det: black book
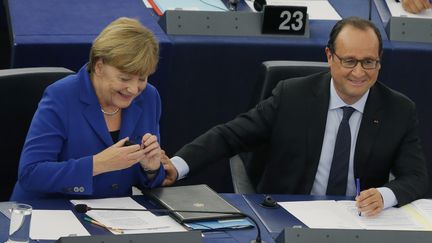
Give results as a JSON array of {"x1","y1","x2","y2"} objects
[{"x1": 144, "y1": 184, "x2": 242, "y2": 223}]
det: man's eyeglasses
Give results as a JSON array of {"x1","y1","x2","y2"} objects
[{"x1": 332, "y1": 52, "x2": 380, "y2": 70}]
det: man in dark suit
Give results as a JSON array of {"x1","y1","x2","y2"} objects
[{"x1": 162, "y1": 17, "x2": 428, "y2": 216}]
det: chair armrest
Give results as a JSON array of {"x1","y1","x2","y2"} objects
[{"x1": 229, "y1": 155, "x2": 256, "y2": 194}]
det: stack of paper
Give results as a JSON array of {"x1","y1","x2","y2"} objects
[
  {"x1": 70, "y1": 197, "x2": 186, "y2": 234},
  {"x1": 147, "y1": 0, "x2": 228, "y2": 16},
  {"x1": 279, "y1": 199, "x2": 432, "y2": 231}
]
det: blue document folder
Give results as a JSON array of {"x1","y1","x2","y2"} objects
[{"x1": 184, "y1": 218, "x2": 253, "y2": 231}]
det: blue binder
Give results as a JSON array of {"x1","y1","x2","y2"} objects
[{"x1": 242, "y1": 194, "x2": 306, "y2": 238}]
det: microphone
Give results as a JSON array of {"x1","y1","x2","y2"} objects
[
  {"x1": 253, "y1": 0, "x2": 267, "y2": 12},
  {"x1": 74, "y1": 204, "x2": 265, "y2": 243},
  {"x1": 228, "y1": 0, "x2": 239, "y2": 11}
]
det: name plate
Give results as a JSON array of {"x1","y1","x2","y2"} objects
[
  {"x1": 262, "y1": 5, "x2": 307, "y2": 35},
  {"x1": 159, "y1": 9, "x2": 309, "y2": 37}
]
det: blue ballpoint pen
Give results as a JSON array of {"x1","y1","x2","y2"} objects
[{"x1": 356, "y1": 178, "x2": 361, "y2": 216}]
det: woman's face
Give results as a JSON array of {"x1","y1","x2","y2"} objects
[{"x1": 93, "y1": 59, "x2": 148, "y2": 109}]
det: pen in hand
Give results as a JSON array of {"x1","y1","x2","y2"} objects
[{"x1": 356, "y1": 178, "x2": 361, "y2": 216}]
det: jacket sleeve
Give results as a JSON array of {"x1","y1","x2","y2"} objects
[
  {"x1": 18, "y1": 85, "x2": 94, "y2": 195},
  {"x1": 385, "y1": 103, "x2": 428, "y2": 206},
  {"x1": 175, "y1": 81, "x2": 285, "y2": 175}
]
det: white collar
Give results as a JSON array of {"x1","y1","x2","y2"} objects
[{"x1": 329, "y1": 78, "x2": 369, "y2": 113}]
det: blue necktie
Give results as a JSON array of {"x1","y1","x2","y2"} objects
[{"x1": 326, "y1": 106, "x2": 355, "y2": 195}]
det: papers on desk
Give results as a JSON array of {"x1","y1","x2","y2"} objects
[
  {"x1": 386, "y1": 0, "x2": 432, "y2": 19},
  {"x1": 70, "y1": 197, "x2": 186, "y2": 234},
  {"x1": 110, "y1": 215, "x2": 187, "y2": 235},
  {"x1": 30, "y1": 210, "x2": 90, "y2": 240},
  {"x1": 280, "y1": 201, "x2": 361, "y2": 229},
  {"x1": 279, "y1": 199, "x2": 432, "y2": 231},
  {"x1": 264, "y1": 0, "x2": 341, "y2": 20},
  {"x1": 148, "y1": 0, "x2": 228, "y2": 16},
  {"x1": 412, "y1": 199, "x2": 432, "y2": 225}
]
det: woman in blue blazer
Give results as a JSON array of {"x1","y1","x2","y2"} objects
[{"x1": 11, "y1": 17, "x2": 165, "y2": 200}]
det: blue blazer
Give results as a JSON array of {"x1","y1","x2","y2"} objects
[{"x1": 11, "y1": 65, "x2": 165, "y2": 200}]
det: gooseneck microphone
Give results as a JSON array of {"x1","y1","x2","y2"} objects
[
  {"x1": 253, "y1": 0, "x2": 267, "y2": 12},
  {"x1": 228, "y1": 0, "x2": 239, "y2": 11},
  {"x1": 74, "y1": 204, "x2": 265, "y2": 243}
]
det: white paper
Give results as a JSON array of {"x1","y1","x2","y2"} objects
[
  {"x1": 111, "y1": 215, "x2": 187, "y2": 235},
  {"x1": 280, "y1": 200, "x2": 429, "y2": 231},
  {"x1": 142, "y1": 0, "x2": 151, "y2": 8},
  {"x1": 386, "y1": 0, "x2": 432, "y2": 18},
  {"x1": 30, "y1": 210, "x2": 90, "y2": 240},
  {"x1": 265, "y1": 0, "x2": 341, "y2": 20},
  {"x1": 411, "y1": 199, "x2": 432, "y2": 226},
  {"x1": 71, "y1": 197, "x2": 145, "y2": 210},
  {"x1": 279, "y1": 200, "x2": 361, "y2": 229},
  {"x1": 70, "y1": 197, "x2": 181, "y2": 231},
  {"x1": 338, "y1": 201, "x2": 424, "y2": 231},
  {"x1": 150, "y1": 0, "x2": 228, "y2": 12}
]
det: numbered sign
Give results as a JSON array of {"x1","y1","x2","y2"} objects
[{"x1": 262, "y1": 5, "x2": 307, "y2": 35}]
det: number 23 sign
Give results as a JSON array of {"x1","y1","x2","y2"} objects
[{"x1": 262, "y1": 5, "x2": 307, "y2": 35}]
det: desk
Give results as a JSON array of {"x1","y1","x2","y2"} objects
[
  {"x1": 243, "y1": 194, "x2": 350, "y2": 238},
  {"x1": 9, "y1": 194, "x2": 423, "y2": 243},
  {"x1": 0, "y1": 194, "x2": 275, "y2": 243},
  {"x1": 5, "y1": 0, "x2": 432, "y2": 194}
]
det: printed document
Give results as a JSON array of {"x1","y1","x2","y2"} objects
[
  {"x1": 338, "y1": 200, "x2": 425, "y2": 230},
  {"x1": 280, "y1": 200, "x2": 432, "y2": 230},
  {"x1": 149, "y1": 0, "x2": 228, "y2": 13},
  {"x1": 70, "y1": 197, "x2": 184, "y2": 232}
]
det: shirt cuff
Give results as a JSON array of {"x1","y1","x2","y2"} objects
[
  {"x1": 171, "y1": 156, "x2": 190, "y2": 180},
  {"x1": 377, "y1": 187, "x2": 398, "y2": 209}
]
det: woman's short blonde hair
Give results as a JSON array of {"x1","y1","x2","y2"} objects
[{"x1": 88, "y1": 17, "x2": 159, "y2": 76}]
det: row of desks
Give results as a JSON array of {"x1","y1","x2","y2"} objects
[{"x1": 0, "y1": 194, "x2": 348, "y2": 243}]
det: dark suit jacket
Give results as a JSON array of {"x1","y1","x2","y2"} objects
[{"x1": 176, "y1": 72, "x2": 428, "y2": 206}]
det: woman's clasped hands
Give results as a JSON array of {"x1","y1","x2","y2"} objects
[{"x1": 93, "y1": 133, "x2": 161, "y2": 176}]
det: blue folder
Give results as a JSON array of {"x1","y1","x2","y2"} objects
[
  {"x1": 184, "y1": 218, "x2": 254, "y2": 231},
  {"x1": 242, "y1": 194, "x2": 306, "y2": 238}
]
